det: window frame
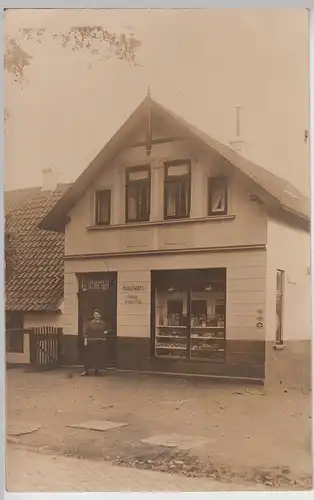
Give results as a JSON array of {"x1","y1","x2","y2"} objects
[
  {"x1": 5, "y1": 312, "x2": 24, "y2": 354},
  {"x1": 95, "y1": 189, "x2": 111, "y2": 226},
  {"x1": 6, "y1": 330, "x2": 24, "y2": 353},
  {"x1": 125, "y1": 165, "x2": 151, "y2": 223},
  {"x1": 151, "y1": 268, "x2": 226, "y2": 363},
  {"x1": 276, "y1": 269, "x2": 285, "y2": 345},
  {"x1": 207, "y1": 176, "x2": 228, "y2": 216},
  {"x1": 163, "y1": 159, "x2": 192, "y2": 220}
]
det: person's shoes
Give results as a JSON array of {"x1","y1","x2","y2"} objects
[
  {"x1": 80, "y1": 371, "x2": 89, "y2": 376},
  {"x1": 94, "y1": 370, "x2": 102, "y2": 376}
]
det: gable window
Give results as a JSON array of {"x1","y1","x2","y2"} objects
[
  {"x1": 95, "y1": 189, "x2": 111, "y2": 225},
  {"x1": 126, "y1": 166, "x2": 150, "y2": 222},
  {"x1": 208, "y1": 177, "x2": 228, "y2": 215},
  {"x1": 164, "y1": 160, "x2": 191, "y2": 219}
]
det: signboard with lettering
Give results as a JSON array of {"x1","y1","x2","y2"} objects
[
  {"x1": 120, "y1": 282, "x2": 148, "y2": 305},
  {"x1": 124, "y1": 294, "x2": 143, "y2": 305},
  {"x1": 121, "y1": 284, "x2": 147, "y2": 293},
  {"x1": 80, "y1": 278, "x2": 110, "y2": 292}
]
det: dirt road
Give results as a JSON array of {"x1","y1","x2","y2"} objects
[{"x1": 6, "y1": 368, "x2": 312, "y2": 490}]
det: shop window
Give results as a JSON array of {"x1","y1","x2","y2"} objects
[
  {"x1": 164, "y1": 161, "x2": 191, "y2": 219},
  {"x1": 95, "y1": 189, "x2": 111, "y2": 225},
  {"x1": 125, "y1": 166, "x2": 150, "y2": 222},
  {"x1": 208, "y1": 177, "x2": 228, "y2": 215},
  {"x1": 152, "y1": 269, "x2": 226, "y2": 362}
]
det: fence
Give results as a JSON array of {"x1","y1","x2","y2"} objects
[{"x1": 29, "y1": 326, "x2": 63, "y2": 371}]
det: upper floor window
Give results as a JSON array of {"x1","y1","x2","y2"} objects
[
  {"x1": 208, "y1": 177, "x2": 228, "y2": 216},
  {"x1": 125, "y1": 166, "x2": 150, "y2": 223},
  {"x1": 164, "y1": 160, "x2": 191, "y2": 220},
  {"x1": 95, "y1": 189, "x2": 111, "y2": 225}
]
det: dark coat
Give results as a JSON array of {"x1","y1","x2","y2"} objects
[{"x1": 83, "y1": 319, "x2": 107, "y2": 370}]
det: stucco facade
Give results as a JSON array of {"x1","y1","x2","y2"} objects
[
  {"x1": 23, "y1": 311, "x2": 63, "y2": 329},
  {"x1": 65, "y1": 139, "x2": 267, "y2": 257},
  {"x1": 265, "y1": 219, "x2": 311, "y2": 389}
]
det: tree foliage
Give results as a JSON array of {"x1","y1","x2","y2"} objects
[{"x1": 4, "y1": 25, "x2": 142, "y2": 84}]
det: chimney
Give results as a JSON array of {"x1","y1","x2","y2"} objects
[
  {"x1": 229, "y1": 106, "x2": 246, "y2": 156},
  {"x1": 42, "y1": 167, "x2": 57, "y2": 191}
]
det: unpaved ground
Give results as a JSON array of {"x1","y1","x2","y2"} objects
[
  {"x1": 7, "y1": 444, "x2": 278, "y2": 492},
  {"x1": 6, "y1": 368, "x2": 313, "y2": 490}
]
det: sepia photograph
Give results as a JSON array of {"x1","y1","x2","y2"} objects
[{"x1": 4, "y1": 8, "x2": 312, "y2": 492}]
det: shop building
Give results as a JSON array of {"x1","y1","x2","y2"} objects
[{"x1": 40, "y1": 94, "x2": 311, "y2": 385}]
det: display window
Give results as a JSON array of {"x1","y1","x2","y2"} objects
[{"x1": 152, "y1": 269, "x2": 226, "y2": 362}]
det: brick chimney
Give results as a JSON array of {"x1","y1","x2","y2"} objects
[{"x1": 42, "y1": 167, "x2": 57, "y2": 191}]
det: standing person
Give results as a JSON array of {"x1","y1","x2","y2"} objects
[{"x1": 81, "y1": 309, "x2": 108, "y2": 376}]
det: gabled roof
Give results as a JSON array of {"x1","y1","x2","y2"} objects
[
  {"x1": 39, "y1": 95, "x2": 310, "y2": 233},
  {"x1": 5, "y1": 184, "x2": 71, "y2": 312}
]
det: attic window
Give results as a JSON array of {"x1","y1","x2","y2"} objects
[
  {"x1": 208, "y1": 177, "x2": 228, "y2": 216},
  {"x1": 125, "y1": 166, "x2": 151, "y2": 222},
  {"x1": 164, "y1": 160, "x2": 191, "y2": 219},
  {"x1": 95, "y1": 189, "x2": 111, "y2": 225}
]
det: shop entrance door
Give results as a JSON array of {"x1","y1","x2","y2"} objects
[{"x1": 78, "y1": 272, "x2": 117, "y2": 368}]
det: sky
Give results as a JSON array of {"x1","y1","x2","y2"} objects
[{"x1": 4, "y1": 8, "x2": 310, "y2": 196}]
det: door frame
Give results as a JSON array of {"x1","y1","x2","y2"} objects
[
  {"x1": 77, "y1": 271, "x2": 118, "y2": 365},
  {"x1": 276, "y1": 269, "x2": 285, "y2": 345}
]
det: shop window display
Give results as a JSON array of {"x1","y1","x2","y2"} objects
[{"x1": 153, "y1": 269, "x2": 226, "y2": 362}]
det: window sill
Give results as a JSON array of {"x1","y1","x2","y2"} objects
[
  {"x1": 87, "y1": 215, "x2": 236, "y2": 231},
  {"x1": 273, "y1": 343, "x2": 285, "y2": 351}
]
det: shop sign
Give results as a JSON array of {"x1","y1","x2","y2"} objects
[
  {"x1": 124, "y1": 294, "x2": 143, "y2": 305},
  {"x1": 80, "y1": 277, "x2": 110, "y2": 291},
  {"x1": 121, "y1": 283, "x2": 147, "y2": 293},
  {"x1": 121, "y1": 282, "x2": 147, "y2": 305}
]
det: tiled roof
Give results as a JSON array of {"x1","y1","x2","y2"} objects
[
  {"x1": 5, "y1": 186, "x2": 41, "y2": 214},
  {"x1": 5, "y1": 184, "x2": 71, "y2": 312}
]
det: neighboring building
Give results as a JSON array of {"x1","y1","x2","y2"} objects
[
  {"x1": 40, "y1": 95, "x2": 311, "y2": 387},
  {"x1": 5, "y1": 173, "x2": 70, "y2": 364}
]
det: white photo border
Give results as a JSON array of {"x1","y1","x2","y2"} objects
[{"x1": 1, "y1": 3, "x2": 313, "y2": 500}]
